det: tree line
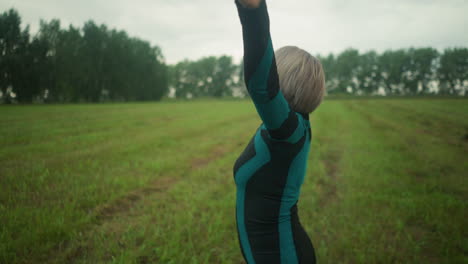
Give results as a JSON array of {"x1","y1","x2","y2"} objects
[
  {"x1": 319, "y1": 48, "x2": 468, "y2": 95},
  {"x1": 1, "y1": 9, "x2": 167, "y2": 103},
  {"x1": 1, "y1": 8, "x2": 467, "y2": 104}
]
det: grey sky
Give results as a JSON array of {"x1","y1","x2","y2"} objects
[{"x1": 1, "y1": 0, "x2": 467, "y2": 64}]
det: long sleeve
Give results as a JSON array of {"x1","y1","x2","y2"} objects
[{"x1": 235, "y1": 0, "x2": 302, "y2": 142}]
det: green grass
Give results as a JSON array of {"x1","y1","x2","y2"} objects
[{"x1": 0, "y1": 99, "x2": 467, "y2": 264}]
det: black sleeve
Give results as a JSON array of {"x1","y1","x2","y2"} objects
[{"x1": 235, "y1": 0, "x2": 302, "y2": 142}]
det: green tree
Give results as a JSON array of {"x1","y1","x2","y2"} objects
[
  {"x1": 170, "y1": 55, "x2": 237, "y2": 98},
  {"x1": 15, "y1": 35, "x2": 50, "y2": 102},
  {"x1": 407, "y1": 48, "x2": 439, "y2": 94},
  {"x1": 317, "y1": 54, "x2": 337, "y2": 94},
  {"x1": 379, "y1": 49, "x2": 410, "y2": 95},
  {"x1": 438, "y1": 48, "x2": 468, "y2": 95},
  {"x1": 356, "y1": 51, "x2": 381, "y2": 95},
  {"x1": 210, "y1": 56, "x2": 236, "y2": 97},
  {"x1": 54, "y1": 25, "x2": 84, "y2": 102},
  {"x1": 0, "y1": 9, "x2": 29, "y2": 102},
  {"x1": 171, "y1": 60, "x2": 194, "y2": 99},
  {"x1": 335, "y1": 48, "x2": 360, "y2": 93},
  {"x1": 35, "y1": 19, "x2": 61, "y2": 102}
]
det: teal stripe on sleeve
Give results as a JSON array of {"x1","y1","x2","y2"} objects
[
  {"x1": 247, "y1": 37, "x2": 274, "y2": 104},
  {"x1": 247, "y1": 37, "x2": 293, "y2": 130},
  {"x1": 254, "y1": 92, "x2": 290, "y2": 130}
]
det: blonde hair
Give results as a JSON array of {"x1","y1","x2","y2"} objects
[{"x1": 275, "y1": 46, "x2": 325, "y2": 114}]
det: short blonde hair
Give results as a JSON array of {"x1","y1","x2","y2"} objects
[{"x1": 275, "y1": 46, "x2": 325, "y2": 114}]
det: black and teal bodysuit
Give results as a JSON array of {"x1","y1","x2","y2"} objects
[{"x1": 233, "y1": 1, "x2": 316, "y2": 263}]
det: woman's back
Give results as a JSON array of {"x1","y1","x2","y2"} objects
[{"x1": 234, "y1": 114, "x2": 314, "y2": 263}]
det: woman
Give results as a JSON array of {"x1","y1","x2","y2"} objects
[{"x1": 233, "y1": 0, "x2": 325, "y2": 263}]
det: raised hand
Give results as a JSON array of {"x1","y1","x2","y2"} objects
[{"x1": 238, "y1": 0, "x2": 262, "y2": 9}]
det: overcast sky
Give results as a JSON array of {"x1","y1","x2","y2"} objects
[{"x1": 1, "y1": 0, "x2": 467, "y2": 64}]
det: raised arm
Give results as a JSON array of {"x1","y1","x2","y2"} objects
[{"x1": 236, "y1": 0, "x2": 302, "y2": 141}]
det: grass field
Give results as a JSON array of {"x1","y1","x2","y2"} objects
[{"x1": 1, "y1": 99, "x2": 467, "y2": 264}]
